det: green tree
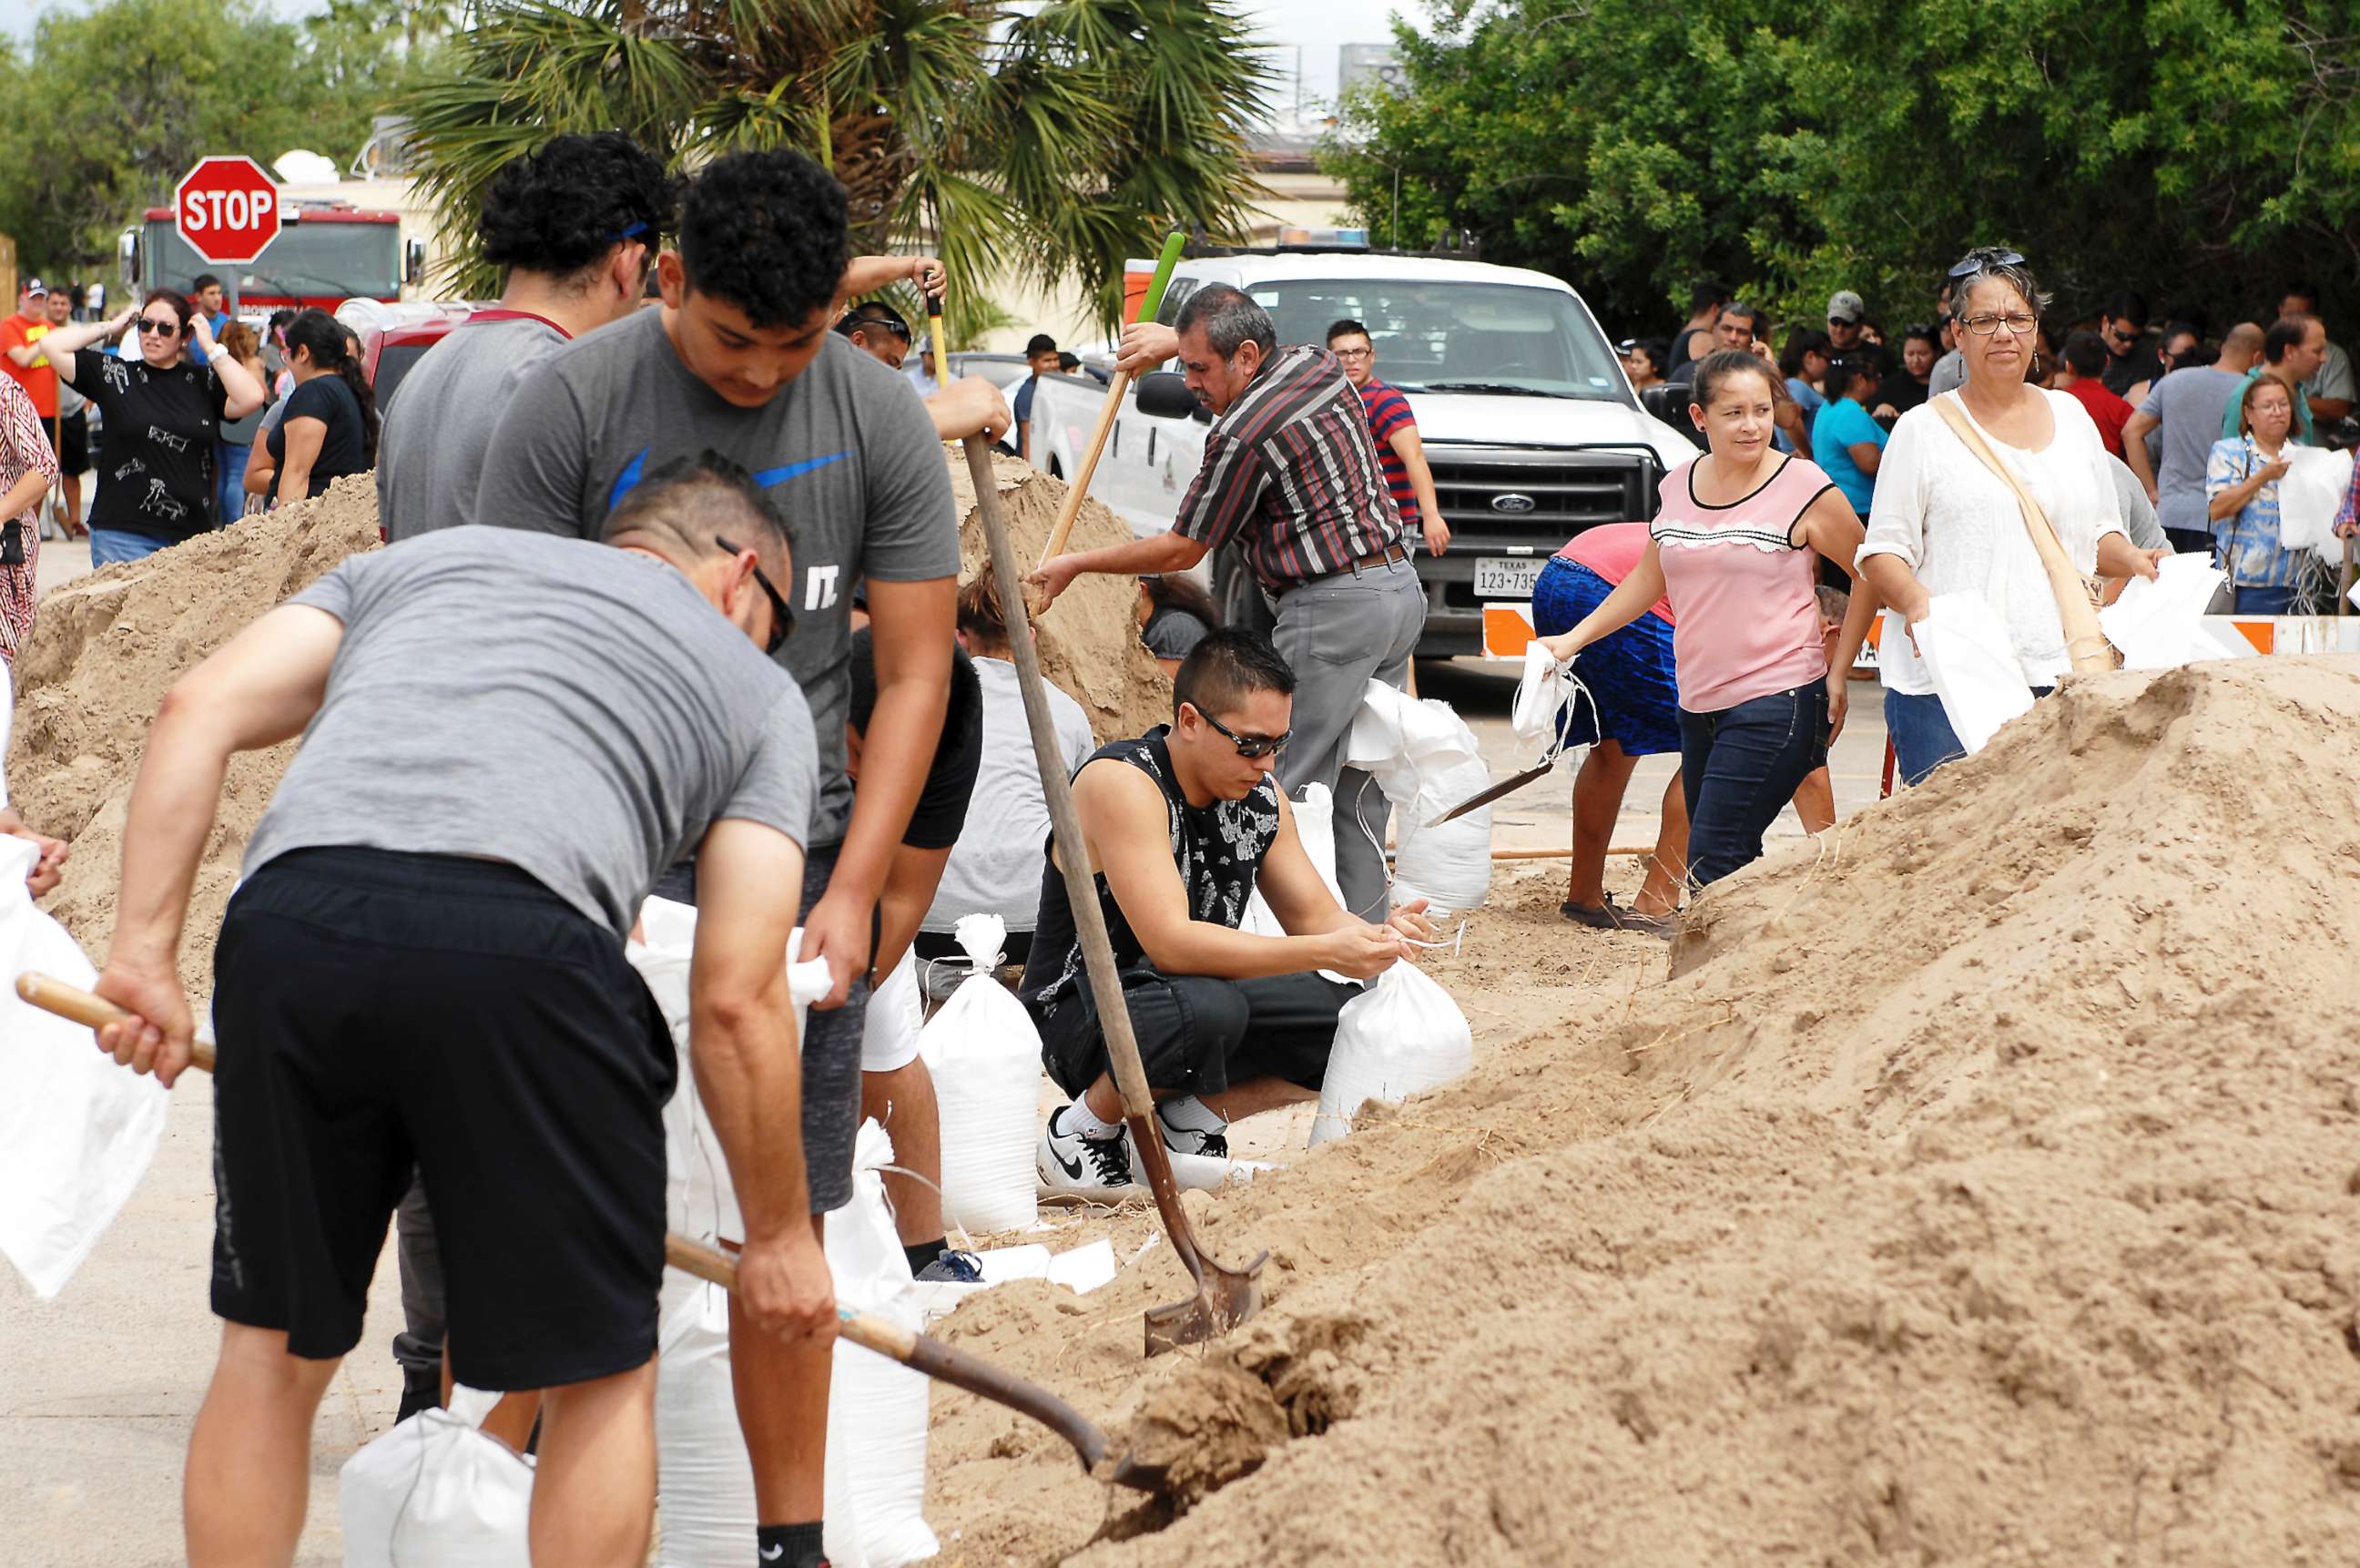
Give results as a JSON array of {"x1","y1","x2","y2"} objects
[
  {"x1": 395, "y1": 0, "x2": 1276, "y2": 337},
  {"x1": 0, "y1": 0, "x2": 441, "y2": 279},
  {"x1": 1327, "y1": 0, "x2": 2360, "y2": 336}
]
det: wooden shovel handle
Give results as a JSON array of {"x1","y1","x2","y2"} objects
[{"x1": 15, "y1": 972, "x2": 218, "y2": 1073}]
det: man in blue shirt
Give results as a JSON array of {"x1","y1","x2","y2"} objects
[
  {"x1": 1013, "y1": 331, "x2": 1058, "y2": 463},
  {"x1": 190, "y1": 274, "x2": 230, "y2": 338}
]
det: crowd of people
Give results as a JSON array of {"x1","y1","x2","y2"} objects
[{"x1": 1623, "y1": 272, "x2": 2360, "y2": 617}]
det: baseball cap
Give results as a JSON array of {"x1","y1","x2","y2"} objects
[
  {"x1": 1615, "y1": 337, "x2": 1638, "y2": 354},
  {"x1": 1826, "y1": 290, "x2": 1864, "y2": 323},
  {"x1": 21, "y1": 278, "x2": 46, "y2": 298}
]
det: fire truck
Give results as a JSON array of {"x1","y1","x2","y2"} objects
[{"x1": 118, "y1": 197, "x2": 426, "y2": 312}]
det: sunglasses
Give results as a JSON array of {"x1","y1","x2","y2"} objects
[
  {"x1": 1197, "y1": 708, "x2": 1288, "y2": 759},
  {"x1": 137, "y1": 319, "x2": 181, "y2": 336},
  {"x1": 717, "y1": 535, "x2": 793, "y2": 654},
  {"x1": 1948, "y1": 249, "x2": 2026, "y2": 279}
]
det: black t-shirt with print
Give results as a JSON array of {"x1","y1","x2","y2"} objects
[
  {"x1": 266, "y1": 373, "x2": 370, "y2": 498},
  {"x1": 64, "y1": 351, "x2": 227, "y2": 540}
]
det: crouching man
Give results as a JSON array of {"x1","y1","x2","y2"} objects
[
  {"x1": 1022, "y1": 627, "x2": 1431, "y2": 1199},
  {"x1": 87, "y1": 458, "x2": 828, "y2": 1568}
]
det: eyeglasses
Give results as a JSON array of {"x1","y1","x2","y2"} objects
[
  {"x1": 1197, "y1": 708, "x2": 1288, "y2": 759},
  {"x1": 1331, "y1": 345, "x2": 1373, "y2": 361},
  {"x1": 1960, "y1": 312, "x2": 2040, "y2": 337},
  {"x1": 1948, "y1": 249, "x2": 2026, "y2": 279},
  {"x1": 717, "y1": 535, "x2": 793, "y2": 654},
  {"x1": 137, "y1": 319, "x2": 180, "y2": 336}
]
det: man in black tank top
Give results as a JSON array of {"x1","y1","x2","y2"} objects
[{"x1": 1020, "y1": 629, "x2": 1435, "y2": 1201}]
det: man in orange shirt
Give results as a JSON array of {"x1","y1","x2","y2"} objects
[{"x1": 0, "y1": 280, "x2": 56, "y2": 426}]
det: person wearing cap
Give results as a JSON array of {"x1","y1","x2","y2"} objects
[
  {"x1": 1, "y1": 280, "x2": 57, "y2": 435},
  {"x1": 1826, "y1": 291, "x2": 1867, "y2": 354}
]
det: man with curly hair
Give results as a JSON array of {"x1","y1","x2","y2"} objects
[
  {"x1": 479, "y1": 146, "x2": 983, "y2": 1568},
  {"x1": 378, "y1": 131, "x2": 672, "y2": 541}
]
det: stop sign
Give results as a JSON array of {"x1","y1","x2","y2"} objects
[{"x1": 175, "y1": 156, "x2": 282, "y2": 267}]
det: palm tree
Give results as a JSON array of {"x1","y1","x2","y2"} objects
[{"x1": 396, "y1": 0, "x2": 1275, "y2": 339}]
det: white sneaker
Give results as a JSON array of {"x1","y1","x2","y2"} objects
[
  {"x1": 1152, "y1": 1096, "x2": 1236, "y2": 1192},
  {"x1": 1037, "y1": 1105, "x2": 1140, "y2": 1202}
]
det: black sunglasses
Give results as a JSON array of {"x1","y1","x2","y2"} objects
[
  {"x1": 1948, "y1": 249, "x2": 2026, "y2": 279},
  {"x1": 1197, "y1": 708, "x2": 1288, "y2": 759},
  {"x1": 137, "y1": 319, "x2": 181, "y2": 336},
  {"x1": 717, "y1": 535, "x2": 793, "y2": 654}
]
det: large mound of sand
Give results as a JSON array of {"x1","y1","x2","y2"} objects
[
  {"x1": 920, "y1": 655, "x2": 2360, "y2": 1563},
  {"x1": 8, "y1": 479, "x2": 383, "y2": 991},
  {"x1": 951, "y1": 452, "x2": 1170, "y2": 743}
]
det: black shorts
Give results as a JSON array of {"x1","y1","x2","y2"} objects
[
  {"x1": 56, "y1": 410, "x2": 86, "y2": 475},
  {"x1": 210, "y1": 847, "x2": 675, "y2": 1390},
  {"x1": 1031, "y1": 963, "x2": 1358, "y2": 1100}
]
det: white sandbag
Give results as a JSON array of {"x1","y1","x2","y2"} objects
[
  {"x1": 861, "y1": 946, "x2": 924, "y2": 1073},
  {"x1": 916, "y1": 913, "x2": 1041, "y2": 1234},
  {"x1": 1309, "y1": 959, "x2": 1474, "y2": 1146},
  {"x1": 1511, "y1": 642, "x2": 1591, "y2": 767},
  {"x1": 1242, "y1": 783, "x2": 1345, "y2": 936},
  {"x1": 655, "y1": 1123, "x2": 937, "y2": 1568},
  {"x1": 0, "y1": 836, "x2": 170, "y2": 1298},
  {"x1": 1345, "y1": 682, "x2": 1494, "y2": 914},
  {"x1": 2099, "y1": 553, "x2": 2227, "y2": 670},
  {"x1": 1913, "y1": 593, "x2": 2034, "y2": 755},
  {"x1": 2278, "y1": 445, "x2": 2355, "y2": 560},
  {"x1": 822, "y1": 1120, "x2": 936, "y2": 1568},
  {"x1": 341, "y1": 1385, "x2": 534, "y2": 1567}
]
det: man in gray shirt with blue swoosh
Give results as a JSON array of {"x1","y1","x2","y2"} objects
[
  {"x1": 476, "y1": 147, "x2": 983, "y2": 1568},
  {"x1": 88, "y1": 457, "x2": 823, "y2": 1568}
]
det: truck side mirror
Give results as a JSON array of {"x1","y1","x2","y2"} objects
[
  {"x1": 405, "y1": 239, "x2": 426, "y2": 286},
  {"x1": 1135, "y1": 371, "x2": 1200, "y2": 420}
]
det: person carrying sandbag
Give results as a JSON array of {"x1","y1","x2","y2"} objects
[{"x1": 1022, "y1": 628, "x2": 1434, "y2": 1200}]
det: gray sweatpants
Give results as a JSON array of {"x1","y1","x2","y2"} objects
[{"x1": 1266, "y1": 555, "x2": 1425, "y2": 922}]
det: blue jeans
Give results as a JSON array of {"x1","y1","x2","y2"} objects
[
  {"x1": 88, "y1": 527, "x2": 170, "y2": 567},
  {"x1": 1677, "y1": 677, "x2": 1829, "y2": 888},
  {"x1": 1887, "y1": 686, "x2": 2054, "y2": 787},
  {"x1": 2233, "y1": 584, "x2": 2295, "y2": 615},
  {"x1": 218, "y1": 443, "x2": 251, "y2": 524}
]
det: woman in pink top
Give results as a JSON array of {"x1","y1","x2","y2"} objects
[{"x1": 1538, "y1": 351, "x2": 1878, "y2": 888}]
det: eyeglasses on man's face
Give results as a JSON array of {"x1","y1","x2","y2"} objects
[
  {"x1": 717, "y1": 535, "x2": 794, "y2": 654},
  {"x1": 1196, "y1": 708, "x2": 1288, "y2": 759}
]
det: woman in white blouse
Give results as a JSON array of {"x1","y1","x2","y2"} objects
[{"x1": 1856, "y1": 249, "x2": 2162, "y2": 783}]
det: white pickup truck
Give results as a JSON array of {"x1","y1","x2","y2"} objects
[{"x1": 1025, "y1": 246, "x2": 1696, "y2": 656}]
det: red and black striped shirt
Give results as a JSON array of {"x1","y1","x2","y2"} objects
[{"x1": 1170, "y1": 345, "x2": 1404, "y2": 590}]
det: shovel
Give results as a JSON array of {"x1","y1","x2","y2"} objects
[
  {"x1": 13, "y1": 972, "x2": 1169, "y2": 1492},
  {"x1": 962, "y1": 433, "x2": 1266, "y2": 1357}
]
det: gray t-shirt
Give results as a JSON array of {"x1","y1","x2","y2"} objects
[
  {"x1": 1928, "y1": 349, "x2": 1966, "y2": 397},
  {"x1": 2103, "y1": 454, "x2": 2165, "y2": 551},
  {"x1": 476, "y1": 309, "x2": 959, "y2": 845},
  {"x1": 2138, "y1": 366, "x2": 2246, "y2": 533},
  {"x1": 921, "y1": 656, "x2": 1094, "y2": 936},
  {"x1": 246, "y1": 526, "x2": 818, "y2": 937},
  {"x1": 379, "y1": 312, "x2": 568, "y2": 541}
]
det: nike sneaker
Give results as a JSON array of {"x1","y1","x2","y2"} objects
[
  {"x1": 911, "y1": 1247, "x2": 985, "y2": 1284},
  {"x1": 1037, "y1": 1104, "x2": 1140, "y2": 1202}
]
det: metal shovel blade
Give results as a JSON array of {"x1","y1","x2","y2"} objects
[
  {"x1": 1127, "y1": 1113, "x2": 1266, "y2": 1357},
  {"x1": 1431, "y1": 760, "x2": 1553, "y2": 826}
]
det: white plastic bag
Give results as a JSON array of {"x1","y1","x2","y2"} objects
[
  {"x1": 2099, "y1": 553, "x2": 2227, "y2": 670},
  {"x1": 1346, "y1": 682, "x2": 1494, "y2": 914},
  {"x1": 2278, "y1": 445, "x2": 2355, "y2": 560},
  {"x1": 1914, "y1": 592, "x2": 2035, "y2": 755},
  {"x1": 1511, "y1": 642, "x2": 1592, "y2": 768},
  {"x1": 1242, "y1": 783, "x2": 1345, "y2": 936},
  {"x1": 341, "y1": 1386, "x2": 535, "y2": 1567},
  {"x1": 916, "y1": 913, "x2": 1041, "y2": 1234},
  {"x1": 653, "y1": 1124, "x2": 936, "y2": 1568},
  {"x1": 1309, "y1": 959, "x2": 1474, "y2": 1145},
  {"x1": 0, "y1": 837, "x2": 171, "y2": 1298}
]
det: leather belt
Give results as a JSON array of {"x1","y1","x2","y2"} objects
[{"x1": 1277, "y1": 542, "x2": 1409, "y2": 597}]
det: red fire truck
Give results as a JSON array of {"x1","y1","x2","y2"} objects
[{"x1": 119, "y1": 199, "x2": 423, "y2": 311}]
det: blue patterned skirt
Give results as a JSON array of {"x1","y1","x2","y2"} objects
[{"x1": 1529, "y1": 555, "x2": 1682, "y2": 757}]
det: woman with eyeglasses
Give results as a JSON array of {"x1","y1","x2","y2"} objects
[
  {"x1": 40, "y1": 289, "x2": 266, "y2": 565},
  {"x1": 1856, "y1": 249, "x2": 2161, "y2": 785},
  {"x1": 2204, "y1": 377, "x2": 2305, "y2": 615}
]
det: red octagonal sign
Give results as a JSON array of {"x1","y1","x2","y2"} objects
[{"x1": 175, "y1": 156, "x2": 282, "y2": 268}]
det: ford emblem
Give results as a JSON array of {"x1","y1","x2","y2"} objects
[{"x1": 1490, "y1": 493, "x2": 1537, "y2": 514}]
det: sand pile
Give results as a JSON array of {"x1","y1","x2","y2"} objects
[
  {"x1": 951, "y1": 451, "x2": 1170, "y2": 742},
  {"x1": 921, "y1": 655, "x2": 2360, "y2": 1564},
  {"x1": 6, "y1": 478, "x2": 382, "y2": 990}
]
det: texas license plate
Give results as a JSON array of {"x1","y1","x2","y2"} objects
[{"x1": 1473, "y1": 556, "x2": 1545, "y2": 598}]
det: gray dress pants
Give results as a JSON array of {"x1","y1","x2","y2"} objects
[{"x1": 1266, "y1": 555, "x2": 1426, "y2": 921}]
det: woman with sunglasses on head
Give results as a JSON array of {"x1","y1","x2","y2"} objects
[
  {"x1": 41, "y1": 289, "x2": 266, "y2": 565},
  {"x1": 1855, "y1": 249, "x2": 2162, "y2": 786},
  {"x1": 1536, "y1": 351, "x2": 1879, "y2": 891}
]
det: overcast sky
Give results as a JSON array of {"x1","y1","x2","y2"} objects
[{"x1": 0, "y1": 0, "x2": 1418, "y2": 116}]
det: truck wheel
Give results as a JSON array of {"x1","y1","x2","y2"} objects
[{"x1": 1216, "y1": 550, "x2": 1273, "y2": 636}]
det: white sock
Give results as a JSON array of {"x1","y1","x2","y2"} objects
[
  {"x1": 1062, "y1": 1099, "x2": 1121, "y2": 1141},
  {"x1": 1159, "y1": 1095, "x2": 1226, "y2": 1132}
]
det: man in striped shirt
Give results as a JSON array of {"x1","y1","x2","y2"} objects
[
  {"x1": 1027, "y1": 284, "x2": 1425, "y2": 921},
  {"x1": 1326, "y1": 318, "x2": 1450, "y2": 555}
]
